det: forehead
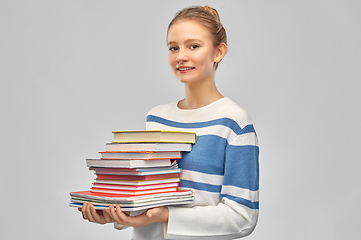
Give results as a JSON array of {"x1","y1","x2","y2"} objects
[{"x1": 167, "y1": 19, "x2": 213, "y2": 43}]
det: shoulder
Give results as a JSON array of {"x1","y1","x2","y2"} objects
[
  {"x1": 216, "y1": 98, "x2": 253, "y2": 129},
  {"x1": 146, "y1": 102, "x2": 177, "y2": 116}
]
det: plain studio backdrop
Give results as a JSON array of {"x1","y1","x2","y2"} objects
[{"x1": 1, "y1": 0, "x2": 360, "y2": 239}]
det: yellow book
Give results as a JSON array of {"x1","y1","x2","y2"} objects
[{"x1": 112, "y1": 130, "x2": 196, "y2": 144}]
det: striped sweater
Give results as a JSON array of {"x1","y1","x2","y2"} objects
[{"x1": 130, "y1": 98, "x2": 259, "y2": 240}]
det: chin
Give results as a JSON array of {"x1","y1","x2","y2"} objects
[
  {"x1": 178, "y1": 78, "x2": 200, "y2": 85},
  {"x1": 175, "y1": 74, "x2": 197, "y2": 84}
]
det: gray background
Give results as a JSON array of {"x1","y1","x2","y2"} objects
[{"x1": 1, "y1": 0, "x2": 360, "y2": 239}]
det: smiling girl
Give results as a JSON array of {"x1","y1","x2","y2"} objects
[{"x1": 80, "y1": 5, "x2": 259, "y2": 240}]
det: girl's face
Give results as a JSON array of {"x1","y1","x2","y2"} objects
[{"x1": 167, "y1": 20, "x2": 218, "y2": 85}]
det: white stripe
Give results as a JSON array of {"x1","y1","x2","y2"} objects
[
  {"x1": 147, "y1": 122, "x2": 233, "y2": 138},
  {"x1": 221, "y1": 185, "x2": 259, "y2": 202},
  {"x1": 231, "y1": 132, "x2": 259, "y2": 147},
  {"x1": 177, "y1": 188, "x2": 221, "y2": 206},
  {"x1": 181, "y1": 169, "x2": 224, "y2": 186},
  {"x1": 150, "y1": 99, "x2": 253, "y2": 129},
  {"x1": 147, "y1": 122, "x2": 257, "y2": 146}
]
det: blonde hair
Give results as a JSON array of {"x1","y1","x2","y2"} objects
[{"x1": 168, "y1": 5, "x2": 227, "y2": 70}]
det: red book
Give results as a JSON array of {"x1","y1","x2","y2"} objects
[
  {"x1": 90, "y1": 186, "x2": 178, "y2": 195},
  {"x1": 95, "y1": 173, "x2": 181, "y2": 181},
  {"x1": 92, "y1": 182, "x2": 179, "y2": 191}
]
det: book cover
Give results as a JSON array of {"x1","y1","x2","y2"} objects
[{"x1": 112, "y1": 130, "x2": 196, "y2": 144}]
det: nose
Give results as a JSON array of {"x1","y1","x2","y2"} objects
[{"x1": 176, "y1": 48, "x2": 188, "y2": 63}]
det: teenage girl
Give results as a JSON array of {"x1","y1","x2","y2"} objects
[{"x1": 80, "y1": 5, "x2": 259, "y2": 240}]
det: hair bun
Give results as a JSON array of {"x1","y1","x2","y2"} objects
[{"x1": 203, "y1": 5, "x2": 221, "y2": 22}]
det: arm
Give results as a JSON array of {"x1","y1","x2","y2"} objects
[{"x1": 165, "y1": 128, "x2": 259, "y2": 239}]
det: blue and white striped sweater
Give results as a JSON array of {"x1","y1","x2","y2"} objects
[
  {"x1": 146, "y1": 115, "x2": 259, "y2": 209},
  {"x1": 135, "y1": 98, "x2": 259, "y2": 239}
]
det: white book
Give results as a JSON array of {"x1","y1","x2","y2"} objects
[
  {"x1": 89, "y1": 167, "x2": 182, "y2": 176},
  {"x1": 99, "y1": 151, "x2": 182, "y2": 160},
  {"x1": 105, "y1": 142, "x2": 192, "y2": 152},
  {"x1": 86, "y1": 159, "x2": 172, "y2": 168}
]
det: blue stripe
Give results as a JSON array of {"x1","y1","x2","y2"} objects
[
  {"x1": 147, "y1": 115, "x2": 255, "y2": 135},
  {"x1": 179, "y1": 136, "x2": 259, "y2": 191},
  {"x1": 180, "y1": 179, "x2": 222, "y2": 193},
  {"x1": 178, "y1": 135, "x2": 227, "y2": 175},
  {"x1": 223, "y1": 145, "x2": 259, "y2": 191},
  {"x1": 240, "y1": 124, "x2": 256, "y2": 135},
  {"x1": 221, "y1": 194, "x2": 259, "y2": 210}
]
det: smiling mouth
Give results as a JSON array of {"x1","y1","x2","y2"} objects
[{"x1": 177, "y1": 67, "x2": 195, "y2": 71}]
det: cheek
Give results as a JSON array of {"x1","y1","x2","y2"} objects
[
  {"x1": 168, "y1": 55, "x2": 176, "y2": 67},
  {"x1": 195, "y1": 49, "x2": 213, "y2": 64}
]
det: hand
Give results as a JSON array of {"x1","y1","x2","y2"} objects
[
  {"x1": 105, "y1": 204, "x2": 169, "y2": 228},
  {"x1": 78, "y1": 202, "x2": 114, "y2": 224}
]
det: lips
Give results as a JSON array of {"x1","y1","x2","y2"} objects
[{"x1": 177, "y1": 67, "x2": 195, "y2": 71}]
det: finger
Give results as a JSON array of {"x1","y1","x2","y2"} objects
[
  {"x1": 86, "y1": 203, "x2": 97, "y2": 223},
  {"x1": 115, "y1": 205, "x2": 129, "y2": 222},
  {"x1": 115, "y1": 205, "x2": 145, "y2": 228},
  {"x1": 91, "y1": 204, "x2": 109, "y2": 224},
  {"x1": 81, "y1": 202, "x2": 89, "y2": 220},
  {"x1": 102, "y1": 208, "x2": 113, "y2": 223},
  {"x1": 107, "y1": 204, "x2": 124, "y2": 224}
]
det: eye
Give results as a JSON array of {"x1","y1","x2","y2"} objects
[
  {"x1": 169, "y1": 46, "x2": 178, "y2": 52},
  {"x1": 190, "y1": 44, "x2": 199, "y2": 49}
]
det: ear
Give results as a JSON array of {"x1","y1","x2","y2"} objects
[{"x1": 214, "y1": 43, "x2": 227, "y2": 63}]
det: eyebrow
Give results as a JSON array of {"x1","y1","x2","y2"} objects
[{"x1": 167, "y1": 38, "x2": 203, "y2": 46}]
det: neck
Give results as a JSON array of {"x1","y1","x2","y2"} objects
[{"x1": 178, "y1": 77, "x2": 223, "y2": 110}]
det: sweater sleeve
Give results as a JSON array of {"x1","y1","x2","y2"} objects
[{"x1": 164, "y1": 127, "x2": 259, "y2": 239}]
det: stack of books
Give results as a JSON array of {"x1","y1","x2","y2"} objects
[{"x1": 69, "y1": 130, "x2": 196, "y2": 212}]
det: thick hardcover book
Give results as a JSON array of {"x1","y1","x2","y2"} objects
[{"x1": 112, "y1": 130, "x2": 196, "y2": 144}]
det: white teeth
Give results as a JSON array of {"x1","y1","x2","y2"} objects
[{"x1": 178, "y1": 68, "x2": 193, "y2": 71}]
